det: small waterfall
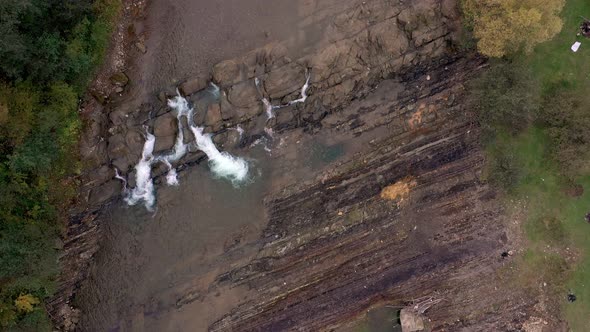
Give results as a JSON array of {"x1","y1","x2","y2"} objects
[
  {"x1": 190, "y1": 126, "x2": 249, "y2": 184},
  {"x1": 119, "y1": 93, "x2": 249, "y2": 209},
  {"x1": 252, "y1": 71, "x2": 311, "y2": 155},
  {"x1": 116, "y1": 70, "x2": 311, "y2": 210},
  {"x1": 208, "y1": 82, "x2": 221, "y2": 99},
  {"x1": 256, "y1": 71, "x2": 311, "y2": 120},
  {"x1": 124, "y1": 131, "x2": 157, "y2": 209},
  {"x1": 288, "y1": 73, "x2": 310, "y2": 105}
]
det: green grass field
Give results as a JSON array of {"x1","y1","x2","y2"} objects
[
  {"x1": 529, "y1": 0, "x2": 590, "y2": 91},
  {"x1": 502, "y1": 0, "x2": 590, "y2": 329}
]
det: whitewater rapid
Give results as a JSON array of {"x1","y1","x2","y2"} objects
[
  {"x1": 119, "y1": 93, "x2": 249, "y2": 210},
  {"x1": 116, "y1": 72, "x2": 310, "y2": 210}
]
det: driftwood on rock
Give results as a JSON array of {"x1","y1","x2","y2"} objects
[
  {"x1": 400, "y1": 309, "x2": 425, "y2": 332},
  {"x1": 400, "y1": 295, "x2": 443, "y2": 332}
]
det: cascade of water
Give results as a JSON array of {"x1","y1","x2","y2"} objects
[
  {"x1": 162, "y1": 160, "x2": 180, "y2": 186},
  {"x1": 208, "y1": 82, "x2": 221, "y2": 99},
  {"x1": 255, "y1": 71, "x2": 311, "y2": 120},
  {"x1": 235, "y1": 124, "x2": 244, "y2": 137},
  {"x1": 288, "y1": 73, "x2": 310, "y2": 105},
  {"x1": 114, "y1": 168, "x2": 128, "y2": 190},
  {"x1": 121, "y1": 93, "x2": 249, "y2": 209},
  {"x1": 189, "y1": 125, "x2": 249, "y2": 184},
  {"x1": 125, "y1": 130, "x2": 156, "y2": 209}
]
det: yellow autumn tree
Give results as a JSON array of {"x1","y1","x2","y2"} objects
[
  {"x1": 14, "y1": 294, "x2": 39, "y2": 313},
  {"x1": 463, "y1": 0, "x2": 565, "y2": 57}
]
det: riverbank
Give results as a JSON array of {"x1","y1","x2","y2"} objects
[
  {"x1": 468, "y1": 0, "x2": 590, "y2": 329},
  {"x1": 0, "y1": 0, "x2": 123, "y2": 329},
  {"x1": 45, "y1": 0, "x2": 584, "y2": 330}
]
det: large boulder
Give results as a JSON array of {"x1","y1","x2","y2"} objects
[
  {"x1": 81, "y1": 165, "x2": 114, "y2": 188},
  {"x1": 227, "y1": 80, "x2": 260, "y2": 108},
  {"x1": 205, "y1": 103, "x2": 223, "y2": 131},
  {"x1": 109, "y1": 72, "x2": 129, "y2": 87},
  {"x1": 125, "y1": 129, "x2": 145, "y2": 154},
  {"x1": 107, "y1": 134, "x2": 128, "y2": 160},
  {"x1": 153, "y1": 113, "x2": 178, "y2": 137},
  {"x1": 88, "y1": 180, "x2": 122, "y2": 206},
  {"x1": 212, "y1": 59, "x2": 242, "y2": 86},
  {"x1": 400, "y1": 309, "x2": 425, "y2": 332},
  {"x1": 263, "y1": 63, "x2": 307, "y2": 99},
  {"x1": 367, "y1": 19, "x2": 409, "y2": 59},
  {"x1": 219, "y1": 92, "x2": 236, "y2": 121},
  {"x1": 153, "y1": 135, "x2": 175, "y2": 154},
  {"x1": 179, "y1": 76, "x2": 208, "y2": 96}
]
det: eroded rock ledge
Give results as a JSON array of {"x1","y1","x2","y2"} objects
[
  {"x1": 49, "y1": 0, "x2": 472, "y2": 330},
  {"x1": 204, "y1": 56, "x2": 538, "y2": 331}
]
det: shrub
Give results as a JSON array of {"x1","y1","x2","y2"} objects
[{"x1": 468, "y1": 61, "x2": 541, "y2": 137}]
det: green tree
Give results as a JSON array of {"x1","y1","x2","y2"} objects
[
  {"x1": 463, "y1": 0, "x2": 565, "y2": 57},
  {"x1": 0, "y1": 0, "x2": 120, "y2": 328}
]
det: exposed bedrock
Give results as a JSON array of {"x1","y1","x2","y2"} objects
[
  {"x1": 204, "y1": 57, "x2": 536, "y2": 331},
  {"x1": 49, "y1": 0, "x2": 471, "y2": 330},
  {"x1": 79, "y1": 0, "x2": 460, "y2": 209}
]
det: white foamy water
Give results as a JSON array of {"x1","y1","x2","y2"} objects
[
  {"x1": 288, "y1": 73, "x2": 310, "y2": 105},
  {"x1": 209, "y1": 82, "x2": 221, "y2": 99},
  {"x1": 190, "y1": 126, "x2": 249, "y2": 183},
  {"x1": 119, "y1": 93, "x2": 249, "y2": 209},
  {"x1": 124, "y1": 131, "x2": 156, "y2": 209},
  {"x1": 256, "y1": 71, "x2": 311, "y2": 120}
]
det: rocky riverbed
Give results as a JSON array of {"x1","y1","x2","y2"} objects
[{"x1": 47, "y1": 0, "x2": 559, "y2": 331}]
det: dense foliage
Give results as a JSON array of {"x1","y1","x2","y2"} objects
[
  {"x1": 466, "y1": 0, "x2": 590, "y2": 327},
  {"x1": 0, "y1": 0, "x2": 120, "y2": 329},
  {"x1": 462, "y1": 0, "x2": 565, "y2": 57}
]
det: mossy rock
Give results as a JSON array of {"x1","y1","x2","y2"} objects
[{"x1": 109, "y1": 72, "x2": 129, "y2": 87}]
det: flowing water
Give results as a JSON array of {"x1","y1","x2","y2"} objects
[
  {"x1": 78, "y1": 146, "x2": 270, "y2": 331},
  {"x1": 77, "y1": 0, "x2": 364, "y2": 330},
  {"x1": 121, "y1": 93, "x2": 249, "y2": 210}
]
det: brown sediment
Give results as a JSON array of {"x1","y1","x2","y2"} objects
[{"x1": 380, "y1": 177, "x2": 417, "y2": 205}]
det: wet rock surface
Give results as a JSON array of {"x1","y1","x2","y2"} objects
[
  {"x1": 201, "y1": 57, "x2": 536, "y2": 332},
  {"x1": 48, "y1": 0, "x2": 550, "y2": 331}
]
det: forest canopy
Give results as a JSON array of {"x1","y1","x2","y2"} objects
[{"x1": 0, "y1": 0, "x2": 120, "y2": 329}]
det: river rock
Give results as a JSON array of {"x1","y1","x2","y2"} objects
[
  {"x1": 82, "y1": 165, "x2": 114, "y2": 188},
  {"x1": 233, "y1": 106, "x2": 262, "y2": 122},
  {"x1": 275, "y1": 106, "x2": 295, "y2": 126},
  {"x1": 179, "y1": 151, "x2": 206, "y2": 165},
  {"x1": 219, "y1": 92, "x2": 235, "y2": 121},
  {"x1": 179, "y1": 76, "x2": 208, "y2": 96},
  {"x1": 108, "y1": 134, "x2": 128, "y2": 160},
  {"x1": 224, "y1": 129, "x2": 242, "y2": 149},
  {"x1": 212, "y1": 132, "x2": 227, "y2": 146},
  {"x1": 109, "y1": 72, "x2": 129, "y2": 87},
  {"x1": 125, "y1": 130, "x2": 145, "y2": 154},
  {"x1": 135, "y1": 41, "x2": 147, "y2": 54},
  {"x1": 400, "y1": 309, "x2": 425, "y2": 332},
  {"x1": 89, "y1": 180, "x2": 122, "y2": 206},
  {"x1": 264, "y1": 63, "x2": 307, "y2": 99},
  {"x1": 205, "y1": 103, "x2": 223, "y2": 131},
  {"x1": 109, "y1": 109, "x2": 130, "y2": 126},
  {"x1": 153, "y1": 113, "x2": 178, "y2": 137},
  {"x1": 212, "y1": 59, "x2": 242, "y2": 86},
  {"x1": 111, "y1": 157, "x2": 133, "y2": 174},
  {"x1": 227, "y1": 80, "x2": 259, "y2": 108},
  {"x1": 153, "y1": 134, "x2": 175, "y2": 153}
]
